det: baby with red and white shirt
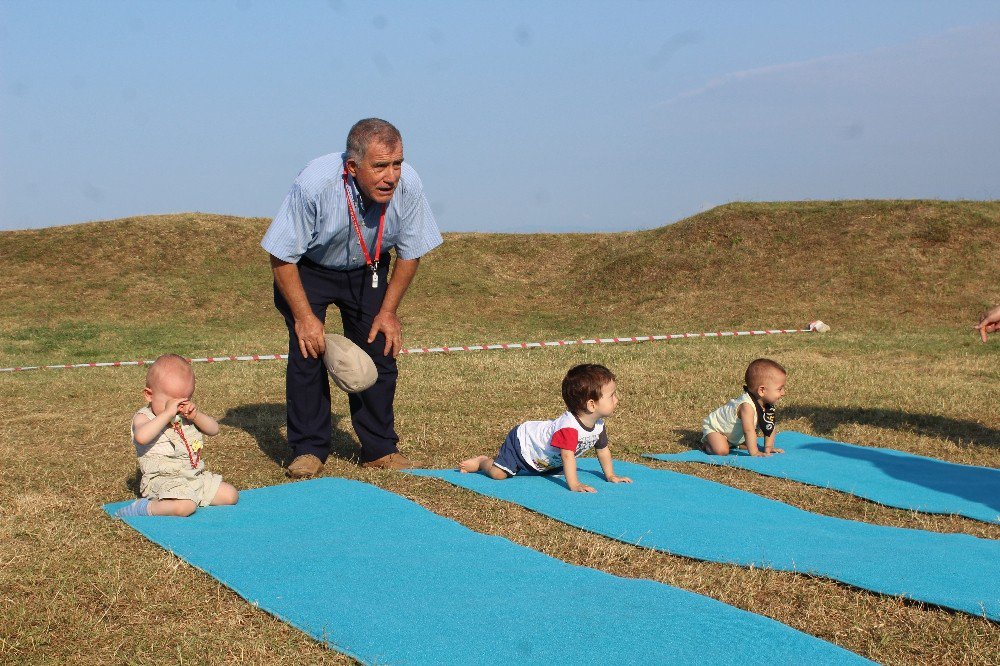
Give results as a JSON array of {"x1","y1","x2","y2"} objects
[{"x1": 459, "y1": 364, "x2": 631, "y2": 492}]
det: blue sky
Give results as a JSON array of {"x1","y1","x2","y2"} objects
[{"x1": 1, "y1": 1, "x2": 998, "y2": 232}]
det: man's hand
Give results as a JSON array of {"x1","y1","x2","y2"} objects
[
  {"x1": 270, "y1": 256, "x2": 327, "y2": 358},
  {"x1": 295, "y1": 313, "x2": 326, "y2": 359},
  {"x1": 368, "y1": 310, "x2": 403, "y2": 357}
]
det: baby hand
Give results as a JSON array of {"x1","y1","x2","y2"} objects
[
  {"x1": 164, "y1": 397, "x2": 185, "y2": 418},
  {"x1": 568, "y1": 482, "x2": 596, "y2": 493},
  {"x1": 748, "y1": 449, "x2": 771, "y2": 457},
  {"x1": 764, "y1": 447, "x2": 784, "y2": 454},
  {"x1": 177, "y1": 400, "x2": 198, "y2": 420},
  {"x1": 607, "y1": 474, "x2": 632, "y2": 483}
]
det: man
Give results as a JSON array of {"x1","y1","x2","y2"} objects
[{"x1": 261, "y1": 119, "x2": 442, "y2": 477}]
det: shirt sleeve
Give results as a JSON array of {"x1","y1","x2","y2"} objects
[
  {"x1": 595, "y1": 427, "x2": 608, "y2": 450},
  {"x1": 393, "y1": 166, "x2": 443, "y2": 260},
  {"x1": 261, "y1": 182, "x2": 316, "y2": 263},
  {"x1": 549, "y1": 427, "x2": 579, "y2": 451}
]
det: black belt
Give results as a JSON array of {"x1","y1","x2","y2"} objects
[{"x1": 299, "y1": 253, "x2": 390, "y2": 274}]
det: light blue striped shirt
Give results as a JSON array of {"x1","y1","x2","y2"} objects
[{"x1": 261, "y1": 152, "x2": 442, "y2": 269}]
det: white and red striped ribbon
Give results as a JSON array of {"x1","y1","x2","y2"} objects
[{"x1": 0, "y1": 326, "x2": 818, "y2": 373}]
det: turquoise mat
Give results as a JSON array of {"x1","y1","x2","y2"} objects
[
  {"x1": 408, "y1": 460, "x2": 1000, "y2": 621},
  {"x1": 104, "y1": 479, "x2": 868, "y2": 664},
  {"x1": 645, "y1": 431, "x2": 1000, "y2": 524}
]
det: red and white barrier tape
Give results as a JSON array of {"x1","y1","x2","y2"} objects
[{"x1": 0, "y1": 325, "x2": 825, "y2": 373}]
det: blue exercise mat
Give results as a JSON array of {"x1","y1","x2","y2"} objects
[
  {"x1": 408, "y1": 460, "x2": 1000, "y2": 621},
  {"x1": 105, "y1": 479, "x2": 869, "y2": 665},
  {"x1": 645, "y1": 431, "x2": 1000, "y2": 524}
]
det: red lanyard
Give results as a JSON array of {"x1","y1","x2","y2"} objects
[
  {"x1": 342, "y1": 167, "x2": 386, "y2": 282},
  {"x1": 171, "y1": 420, "x2": 201, "y2": 469}
]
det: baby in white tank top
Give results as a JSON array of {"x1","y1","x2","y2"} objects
[{"x1": 701, "y1": 358, "x2": 787, "y2": 457}]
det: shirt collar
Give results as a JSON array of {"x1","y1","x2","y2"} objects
[{"x1": 570, "y1": 412, "x2": 598, "y2": 432}]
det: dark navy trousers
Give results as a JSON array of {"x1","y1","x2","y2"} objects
[{"x1": 274, "y1": 253, "x2": 398, "y2": 464}]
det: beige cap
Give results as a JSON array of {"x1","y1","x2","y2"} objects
[{"x1": 322, "y1": 334, "x2": 377, "y2": 393}]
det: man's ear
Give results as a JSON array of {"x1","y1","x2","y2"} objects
[{"x1": 346, "y1": 158, "x2": 358, "y2": 177}]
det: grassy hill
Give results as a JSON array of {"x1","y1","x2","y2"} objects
[
  {"x1": 1, "y1": 200, "x2": 997, "y2": 366},
  {"x1": 1, "y1": 201, "x2": 999, "y2": 664}
]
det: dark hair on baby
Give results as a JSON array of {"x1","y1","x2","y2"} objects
[
  {"x1": 562, "y1": 364, "x2": 616, "y2": 415},
  {"x1": 745, "y1": 358, "x2": 786, "y2": 390}
]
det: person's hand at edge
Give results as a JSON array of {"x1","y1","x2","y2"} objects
[{"x1": 976, "y1": 304, "x2": 1000, "y2": 343}]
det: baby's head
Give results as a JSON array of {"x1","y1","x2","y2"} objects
[
  {"x1": 744, "y1": 358, "x2": 787, "y2": 405},
  {"x1": 143, "y1": 354, "x2": 195, "y2": 415},
  {"x1": 562, "y1": 364, "x2": 619, "y2": 419}
]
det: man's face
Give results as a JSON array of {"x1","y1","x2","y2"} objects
[{"x1": 347, "y1": 140, "x2": 404, "y2": 205}]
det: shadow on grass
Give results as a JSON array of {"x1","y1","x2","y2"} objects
[
  {"x1": 125, "y1": 468, "x2": 142, "y2": 497},
  {"x1": 221, "y1": 403, "x2": 363, "y2": 468},
  {"x1": 672, "y1": 428, "x2": 703, "y2": 452},
  {"x1": 797, "y1": 440, "x2": 1000, "y2": 518},
  {"x1": 783, "y1": 405, "x2": 1000, "y2": 449}
]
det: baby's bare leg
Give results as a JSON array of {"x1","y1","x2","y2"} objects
[
  {"x1": 149, "y1": 499, "x2": 197, "y2": 517},
  {"x1": 703, "y1": 432, "x2": 732, "y2": 456},
  {"x1": 211, "y1": 482, "x2": 239, "y2": 506}
]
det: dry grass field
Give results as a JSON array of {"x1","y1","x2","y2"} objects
[{"x1": 1, "y1": 201, "x2": 998, "y2": 664}]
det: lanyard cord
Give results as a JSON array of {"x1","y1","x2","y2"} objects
[
  {"x1": 342, "y1": 168, "x2": 387, "y2": 272},
  {"x1": 171, "y1": 419, "x2": 201, "y2": 469}
]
